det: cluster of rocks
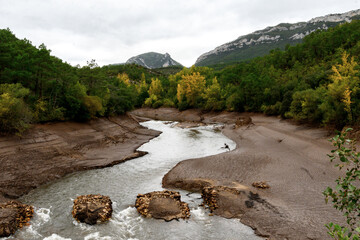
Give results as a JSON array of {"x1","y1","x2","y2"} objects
[
  {"x1": 235, "y1": 116, "x2": 252, "y2": 128},
  {"x1": 200, "y1": 185, "x2": 269, "y2": 219},
  {"x1": 252, "y1": 181, "x2": 270, "y2": 189},
  {"x1": 0, "y1": 201, "x2": 33, "y2": 237},
  {"x1": 135, "y1": 190, "x2": 190, "y2": 221},
  {"x1": 1, "y1": 183, "x2": 265, "y2": 237},
  {"x1": 72, "y1": 194, "x2": 112, "y2": 225},
  {"x1": 201, "y1": 186, "x2": 244, "y2": 213}
]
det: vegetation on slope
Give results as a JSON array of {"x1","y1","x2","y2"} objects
[
  {"x1": 195, "y1": 15, "x2": 360, "y2": 67},
  {"x1": 1, "y1": 20, "x2": 360, "y2": 135},
  {"x1": 139, "y1": 20, "x2": 360, "y2": 129},
  {"x1": 0, "y1": 28, "x2": 166, "y2": 134}
]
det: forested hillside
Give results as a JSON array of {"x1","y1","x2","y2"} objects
[
  {"x1": 0, "y1": 28, "x2": 166, "y2": 134},
  {"x1": 139, "y1": 20, "x2": 360, "y2": 129},
  {"x1": 1, "y1": 20, "x2": 360, "y2": 134},
  {"x1": 195, "y1": 9, "x2": 360, "y2": 66}
]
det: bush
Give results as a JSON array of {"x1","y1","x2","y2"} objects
[
  {"x1": 289, "y1": 88, "x2": 324, "y2": 123},
  {"x1": 33, "y1": 99, "x2": 65, "y2": 122},
  {"x1": 0, "y1": 84, "x2": 32, "y2": 134},
  {"x1": 324, "y1": 128, "x2": 360, "y2": 239},
  {"x1": 152, "y1": 100, "x2": 163, "y2": 108},
  {"x1": 83, "y1": 95, "x2": 104, "y2": 118},
  {"x1": 162, "y1": 98, "x2": 175, "y2": 107},
  {"x1": 261, "y1": 101, "x2": 282, "y2": 115}
]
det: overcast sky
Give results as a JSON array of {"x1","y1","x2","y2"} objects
[{"x1": 1, "y1": 0, "x2": 359, "y2": 67}]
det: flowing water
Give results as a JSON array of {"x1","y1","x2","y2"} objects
[{"x1": 8, "y1": 121, "x2": 261, "y2": 240}]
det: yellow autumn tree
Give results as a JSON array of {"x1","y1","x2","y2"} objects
[
  {"x1": 117, "y1": 73, "x2": 131, "y2": 86},
  {"x1": 144, "y1": 78, "x2": 163, "y2": 107},
  {"x1": 148, "y1": 78, "x2": 163, "y2": 98},
  {"x1": 328, "y1": 52, "x2": 359, "y2": 99},
  {"x1": 327, "y1": 52, "x2": 359, "y2": 122},
  {"x1": 177, "y1": 72, "x2": 206, "y2": 107},
  {"x1": 343, "y1": 87, "x2": 352, "y2": 122},
  {"x1": 139, "y1": 77, "x2": 148, "y2": 91}
]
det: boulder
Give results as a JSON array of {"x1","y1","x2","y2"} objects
[
  {"x1": 72, "y1": 194, "x2": 112, "y2": 225},
  {"x1": 0, "y1": 201, "x2": 33, "y2": 237},
  {"x1": 201, "y1": 186, "x2": 250, "y2": 218},
  {"x1": 235, "y1": 116, "x2": 252, "y2": 128},
  {"x1": 252, "y1": 181, "x2": 270, "y2": 189},
  {"x1": 135, "y1": 190, "x2": 190, "y2": 221}
]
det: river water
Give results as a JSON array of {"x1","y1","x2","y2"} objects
[{"x1": 9, "y1": 121, "x2": 261, "y2": 240}]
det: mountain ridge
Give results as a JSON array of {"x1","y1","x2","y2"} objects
[
  {"x1": 126, "y1": 52, "x2": 182, "y2": 69},
  {"x1": 195, "y1": 9, "x2": 360, "y2": 66}
]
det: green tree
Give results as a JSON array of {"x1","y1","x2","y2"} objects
[
  {"x1": 287, "y1": 88, "x2": 325, "y2": 122},
  {"x1": 203, "y1": 77, "x2": 224, "y2": 110}
]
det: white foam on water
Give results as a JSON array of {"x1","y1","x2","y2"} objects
[
  {"x1": 43, "y1": 233, "x2": 72, "y2": 240},
  {"x1": 72, "y1": 220, "x2": 93, "y2": 231},
  {"x1": 84, "y1": 232, "x2": 112, "y2": 240},
  {"x1": 110, "y1": 207, "x2": 142, "y2": 239},
  {"x1": 35, "y1": 207, "x2": 51, "y2": 224},
  {"x1": 17, "y1": 207, "x2": 52, "y2": 238},
  {"x1": 190, "y1": 207, "x2": 208, "y2": 221},
  {"x1": 21, "y1": 224, "x2": 42, "y2": 238}
]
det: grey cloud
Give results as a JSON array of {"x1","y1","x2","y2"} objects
[{"x1": 0, "y1": 0, "x2": 359, "y2": 66}]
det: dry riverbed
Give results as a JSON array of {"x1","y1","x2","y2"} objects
[
  {"x1": 0, "y1": 114, "x2": 160, "y2": 202},
  {"x1": 0, "y1": 107, "x2": 346, "y2": 239},
  {"x1": 131, "y1": 108, "x2": 345, "y2": 240}
]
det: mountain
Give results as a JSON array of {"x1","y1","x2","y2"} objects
[
  {"x1": 195, "y1": 9, "x2": 360, "y2": 66},
  {"x1": 126, "y1": 52, "x2": 182, "y2": 69}
]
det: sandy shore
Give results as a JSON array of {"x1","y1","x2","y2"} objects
[
  {"x1": 132, "y1": 108, "x2": 345, "y2": 240},
  {"x1": 0, "y1": 114, "x2": 160, "y2": 202}
]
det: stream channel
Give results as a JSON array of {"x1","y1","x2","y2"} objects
[{"x1": 9, "y1": 120, "x2": 261, "y2": 240}]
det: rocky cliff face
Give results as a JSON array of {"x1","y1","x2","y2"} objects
[
  {"x1": 195, "y1": 9, "x2": 360, "y2": 66},
  {"x1": 126, "y1": 52, "x2": 182, "y2": 69}
]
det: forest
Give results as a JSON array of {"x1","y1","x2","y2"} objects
[{"x1": 0, "y1": 20, "x2": 360, "y2": 134}]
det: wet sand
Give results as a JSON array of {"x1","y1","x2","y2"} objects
[
  {"x1": 132, "y1": 108, "x2": 345, "y2": 240},
  {"x1": 0, "y1": 114, "x2": 160, "y2": 202}
]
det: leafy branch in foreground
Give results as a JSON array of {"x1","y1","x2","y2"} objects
[{"x1": 324, "y1": 128, "x2": 360, "y2": 239}]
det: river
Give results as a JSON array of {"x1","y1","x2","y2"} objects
[{"x1": 9, "y1": 121, "x2": 261, "y2": 240}]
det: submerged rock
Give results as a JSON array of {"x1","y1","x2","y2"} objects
[
  {"x1": 135, "y1": 190, "x2": 190, "y2": 221},
  {"x1": 0, "y1": 201, "x2": 34, "y2": 237},
  {"x1": 72, "y1": 194, "x2": 112, "y2": 225}
]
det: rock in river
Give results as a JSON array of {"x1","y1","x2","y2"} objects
[
  {"x1": 135, "y1": 190, "x2": 190, "y2": 221},
  {"x1": 201, "y1": 185, "x2": 251, "y2": 218},
  {"x1": 72, "y1": 194, "x2": 112, "y2": 225},
  {"x1": 0, "y1": 201, "x2": 34, "y2": 237}
]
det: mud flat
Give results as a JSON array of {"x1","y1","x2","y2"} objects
[
  {"x1": 0, "y1": 114, "x2": 160, "y2": 202},
  {"x1": 132, "y1": 108, "x2": 346, "y2": 240}
]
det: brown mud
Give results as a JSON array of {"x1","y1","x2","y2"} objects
[
  {"x1": 0, "y1": 114, "x2": 160, "y2": 202},
  {"x1": 131, "y1": 108, "x2": 345, "y2": 240},
  {"x1": 0, "y1": 107, "x2": 346, "y2": 239}
]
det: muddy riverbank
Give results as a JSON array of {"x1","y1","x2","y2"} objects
[
  {"x1": 0, "y1": 114, "x2": 160, "y2": 202},
  {"x1": 1, "y1": 107, "x2": 346, "y2": 239},
  {"x1": 131, "y1": 108, "x2": 345, "y2": 240}
]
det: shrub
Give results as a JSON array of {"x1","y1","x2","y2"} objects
[
  {"x1": 324, "y1": 128, "x2": 360, "y2": 239},
  {"x1": 0, "y1": 84, "x2": 32, "y2": 134},
  {"x1": 83, "y1": 95, "x2": 104, "y2": 118}
]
